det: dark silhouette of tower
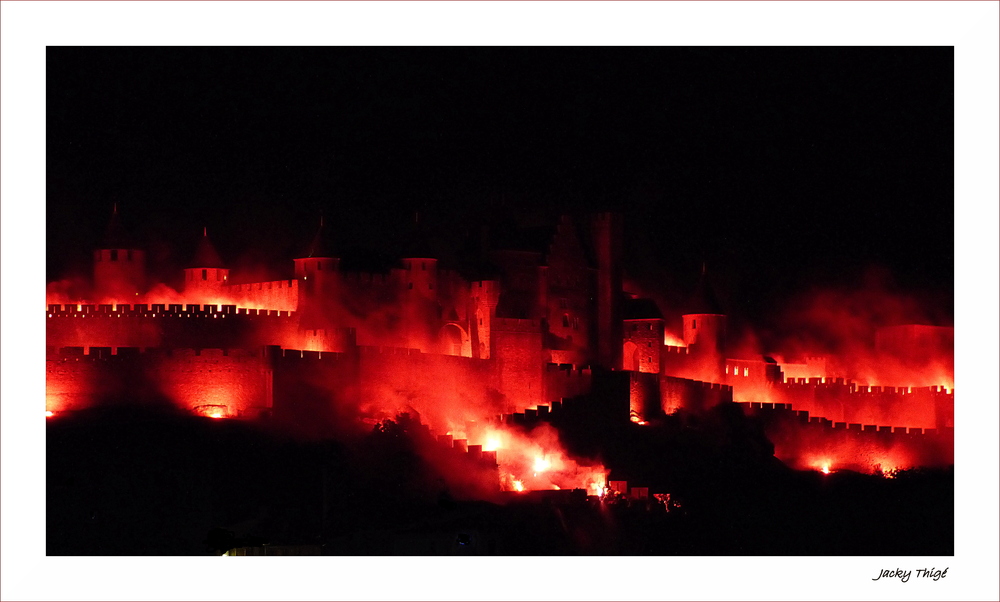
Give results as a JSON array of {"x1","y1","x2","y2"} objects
[
  {"x1": 184, "y1": 228, "x2": 229, "y2": 302},
  {"x1": 293, "y1": 216, "x2": 339, "y2": 329},
  {"x1": 590, "y1": 212, "x2": 624, "y2": 370},
  {"x1": 93, "y1": 204, "x2": 145, "y2": 302}
]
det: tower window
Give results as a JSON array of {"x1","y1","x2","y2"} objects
[
  {"x1": 317, "y1": 261, "x2": 322, "y2": 270},
  {"x1": 562, "y1": 314, "x2": 570, "y2": 328},
  {"x1": 743, "y1": 367, "x2": 749, "y2": 377},
  {"x1": 110, "y1": 250, "x2": 118, "y2": 261},
  {"x1": 692, "y1": 319, "x2": 697, "y2": 329},
  {"x1": 202, "y1": 269, "x2": 207, "y2": 281},
  {"x1": 126, "y1": 250, "x2": 132, "y2": 261},
  {"x1": 408, "y1": 282, "x2": 413, "y2": 289},
  {"x1": 422, "y1": 262, "x2": 426, "y2": 271}
]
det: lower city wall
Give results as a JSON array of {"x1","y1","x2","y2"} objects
[
  {"x1": 739, "y1": 401, "x2": 954, "y2": 471},
  {"x1": 45, "y1": 337, "x2": 954, "y2": 473}
]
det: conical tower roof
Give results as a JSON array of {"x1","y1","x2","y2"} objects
[
  {"x1": 623, "y1": 298, "x2": 664, "y2": 320},
  {"x1": 100, "y1": 203, "x2": 136, "y2": 249},
  {"x1": 685, "y1": 264, "x2": 725, "y2": 315},
  {"x1": 399, "y1": 210, "x2": 439, "y2": 259},
  {"x1": 298, "y1": 216, "x2": 335, "y2": 259},
  {"x1": 188, "y1": 227, "x2": 226, "y2": 268}
]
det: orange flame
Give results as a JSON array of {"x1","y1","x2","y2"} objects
[{"x1": 472, "y1": 424, "x2": 607, "y2": 494}]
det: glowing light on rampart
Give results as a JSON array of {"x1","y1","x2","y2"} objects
[{"x1": 663, "y1": 332, "x2": 686, "y2": 347}]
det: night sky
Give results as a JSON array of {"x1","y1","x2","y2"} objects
[{"x1": 46, "y1": 47, "x2": 954, "y2": 338}]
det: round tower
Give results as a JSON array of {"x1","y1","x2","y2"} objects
[
  {"x1": 622, "y1": 298, "x2": 665, "y2": 374},
  {"x1": 401, "y1": 257, "x2": 438, "y2": 298},
  {"x1": 681, "y1": 267, "x2": 727, "y2": 355},
  {"x1": 93, "y1": 204, "x2": 146, "y2": 303},
  {"x1": 183, "y1": 228, "x2": 229, "y2": 302},
  {"x1": 293, "y1": 216, "x2": 339, "y2": 327}
]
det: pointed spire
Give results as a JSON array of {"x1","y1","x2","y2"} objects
[
  {"x1": 188, "y1": 227, "x2": 225, "y2": 268},
  {"x1": 300, "y1": 214, "x2": 334, "y2": 258},
  {"x1": 101, "y1": 203, "x2": 132, "y2": 249},
  {"x1": 686, "y1": 265, "x2": 724, "y2": 315}
]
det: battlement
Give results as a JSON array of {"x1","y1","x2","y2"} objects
[
  {"x1": 228, "y1": 279, "x2": 296, "y2": 292},
  {"x1": 434, "y1": 432, "x2": 499, "y2": 468},
  {"x1": 498, "y1": 400, "x2": 560, "y2": 426},
  {"x1": 272, "y1": 347, "x2": 348, "y2": 363},
  {"x1": 544, "y1": 363, "x2": 592, "y2": 378},
  {"x1": 778, "y1": 378, "x2": 954, "y2": 397},
  {"x1": 737, "y1": 401, "x2": 953, "y2": 439},
  {"x1": 47, "y1": 303, "x2": 296, "y2": 319},
  {"x1": 472, "y1": 280, "x2": 500, "y2": 291},
  {"x1": 663, "y1": 375, "x2": 732, "y2": 394},
  {"x1": 46, "y1": 345, "x2": 273, "y2": 361}
]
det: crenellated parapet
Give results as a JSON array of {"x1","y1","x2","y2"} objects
[
  {"x1": 662, "y1": 345, "x2": 690, "y2": 355},
  {"x1": 658, "y1": 374, "x2": 734, "y2": 415},
  {"x1": 434, "y1": 433, "x2": 500, "y2": 470},
  {"x1": 543, "y1": 363, "x2": 593, "y2": 410},
  {"x1": 495, "y1": 398, "x2": 570, "y2": 428},
  {"x1": 740, "y1": 400, "x2": 955, "y2": 439},
  {"x1": 737, "y1": 401, "x2": 954, "y2": 470},
  {"x1": 47, "y1": 303, "x2": 296, "y2": 318},
  {"x1": 47, "y1": 303, "x2": 303, "y2": 351},
  {"x1": 48, "y1": 345, "x2": 270, "y2": 360},
  {"x1": 769, "y1": 378, "x2": 954, "y2": 430}
]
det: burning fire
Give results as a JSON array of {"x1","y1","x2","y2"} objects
[
  {"x1": 809, "y1": 458, "x2": 834, "y2": 474},
  {"x1": 466, "y1": 424, "x2": 607, "y2": 495},
  {"x1": 533, "y1": 456, "x2": 551, "y2": 475},
  {"x1": 45, "y1": 411, "x2": 55, "y2": 418}
]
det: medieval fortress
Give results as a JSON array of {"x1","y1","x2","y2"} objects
[{"x1": 47, "y1": 209, "x2": 953, "y2": 472}]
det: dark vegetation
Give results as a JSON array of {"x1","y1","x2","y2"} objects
[{"x1": 47, "y1": 403, "x2": 952, "y2": 555}]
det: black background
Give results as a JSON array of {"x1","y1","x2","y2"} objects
[{"x1": 47, "y1": 47, "x2": 954, "y2": 339}]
